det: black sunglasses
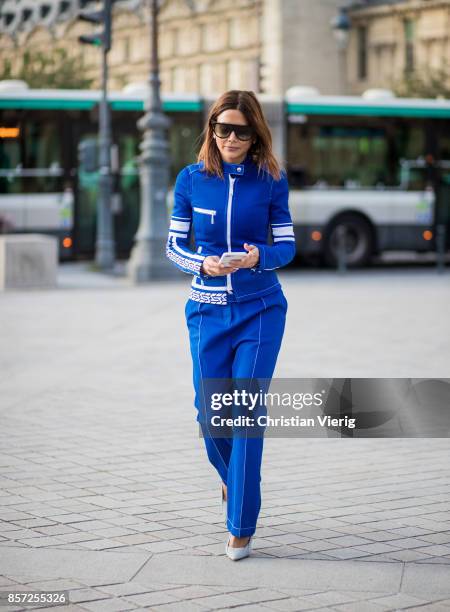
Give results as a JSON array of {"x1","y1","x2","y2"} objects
[{"x1": 211, "y1": 121, "x2": 254, "y2": 142}]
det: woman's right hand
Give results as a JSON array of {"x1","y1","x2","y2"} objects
[{"x1": 201, "y1": 256, "x2": 239, "y2": 277}]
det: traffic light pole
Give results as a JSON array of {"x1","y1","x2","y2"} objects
[
  {"x1": 96, "y1": 39, "x2": 115, "y2": 270},
  {"x1": 78, "y1": 0, "x2": 115, "y2": 270}
]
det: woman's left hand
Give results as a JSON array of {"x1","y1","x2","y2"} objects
[{"x1": 233, "y1": 243, "x2": 260, "y2": 269}]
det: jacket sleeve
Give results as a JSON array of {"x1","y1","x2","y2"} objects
[
  {"x1": 165, "y1": 166, "x2": 210, "y2": 278},
  {"x1": 254, "y1": 170, "x2": 296, "y2": 271}
]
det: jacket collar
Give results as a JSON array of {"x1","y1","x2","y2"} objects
[
  {"x1": 221, "y1": 152, "x2": 253, "y2": 176},
  {"x1": 198, "y1": 153, "x2": 254, "y2": 177}
]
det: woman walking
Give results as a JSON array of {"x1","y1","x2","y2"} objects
[{"x1": 166, "y1": 90, "x2": 295, "y2": 560}]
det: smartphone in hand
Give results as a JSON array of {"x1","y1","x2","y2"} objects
[{"x1": 219, "y1": 252, "x2": 248, "y2": 266}]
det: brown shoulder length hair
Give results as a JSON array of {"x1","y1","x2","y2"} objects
[{"x1": 196, "y1": 90, "x2": 282, "y2": 181}]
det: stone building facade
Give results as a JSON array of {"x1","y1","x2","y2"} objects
[
  {"x1": 2, "y1": 0, "x2": 447, "y2": 96},
  {"x1": 344, "y1": 0, "x2": 450, "y2": 94},
  {"x1": 0, "y1": 0, "x2": 345, "y2": 95}
]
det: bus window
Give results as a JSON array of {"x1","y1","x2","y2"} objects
[
  {"x1": 0, "y1": 125, "x2": 20, "y2": 194},
  {"x1": 438, "y1": 122, "x2": 450, "y2": 161},
  {"x1": 406, "y1": 168, "x2": 428, "y2": 191},
  {"x1": 23, "y1": 118, "x2": 62, "y2": 192},
  {"x1": 168, "y1": 114, "x2": 203, "y2": 179},
  {"x1": 288, "y1": 121, "x2": 390, "y2": 188},
  {"x1": 0, "y1": 114, "x2": 63, "y2": 194},
  {"x1": 395, "y1": 123, "x2": 424, "y2": 161}
]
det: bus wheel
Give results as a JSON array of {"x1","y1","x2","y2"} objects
[{"x1": 324, "y1": 215, "x2": 374, "y2": 268}]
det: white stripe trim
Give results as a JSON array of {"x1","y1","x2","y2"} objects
[
  {"x1": 172, "y1": 216, "x2": 191, "y2": 220},
  {"x1": 193, "y1": 207, "x2": 216, "y2": 215},
  {"x1": 272, "y1": 227, "x2": 294, "y2": 237},
  {"x1": 226, "y1": 175, "x2": 236, "y2": 294},
  {"x1": 172, "y1": 237, "x2": 205, "y2": 261},
  {"x1": 273, "y1": 236, "x2": 295, "y2": 242},
  {"x1": 192, "y1": 278, "x2": 228, "y2": 290},
  {"x1": 169, "y1": 230, "x2": 188, "y2": 238},
  {"x1": 170, "y1": 220, "x2": 190, "y2": 231},
  {"x1": 271, "y1": 222, "x2": 293, "y2": 227}
]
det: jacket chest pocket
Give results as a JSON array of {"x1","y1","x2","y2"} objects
[{"x1": 193, "y1": 206, "x2": 216, "y2": 224}]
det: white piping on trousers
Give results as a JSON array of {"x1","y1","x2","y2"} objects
[
  {"x1": 227, "y1": 517, "x2": 257, "y2": 529},
  {"x1": 226, "y1": 175, "x2": 236, "y2": 294},
  {"x1": 237, "y1": 308, "x2": 262, "y2": 534},
  {"x1": 197, "y1": 302, "x2": 228, "y2": 474}
]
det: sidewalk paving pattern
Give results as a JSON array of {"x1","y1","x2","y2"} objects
[{"x1": 1, "y1": 263, "x2": 449, "y2": 611}]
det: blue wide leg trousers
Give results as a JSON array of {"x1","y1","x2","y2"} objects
[{"x1": 185, "y1": 289, "x2": 288, "y2": 537}]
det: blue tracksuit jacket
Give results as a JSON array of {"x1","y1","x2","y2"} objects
[{"x1": 166, "y1": 152, "x2": 296, "y2": 304}]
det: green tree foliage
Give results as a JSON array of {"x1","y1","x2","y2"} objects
[
  {"x1": 392, "y1": 62, "x2": 450, "y2": 99},
  {"x1": 0, "y1": 47, "x2": 95, "y2": 89}
]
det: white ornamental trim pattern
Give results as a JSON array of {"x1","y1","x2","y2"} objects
[
  {"x1": 166, "y1": 244, "x2": 202, "y2": 275},
  {"x1": 189, "y1": 288, "x2": 228, "y2": 305}
]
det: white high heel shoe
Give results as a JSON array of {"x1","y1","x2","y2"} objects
[{"x1": 225, "y1": 535, "x2": 253, "y2": 561}]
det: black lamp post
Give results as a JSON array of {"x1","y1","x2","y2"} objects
[
  {"x1": 331, "y1": 7, "x2": 351, "y2": 94},
  {"x1": 127, "y1": 0, "x2": 173, "y2": 282},
  {"x1": 331, "y1": 8, "x2": 351, "y2": 49}
]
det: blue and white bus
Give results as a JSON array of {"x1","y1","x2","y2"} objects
[
  {"x1": 285, "y1": 86, "x2": 450, "y2": 266},
  {"x1": 1, "y1": 80, "x2": 449, "y2": 265}
]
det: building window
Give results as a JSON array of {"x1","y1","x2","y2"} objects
[
  {"x1": 404, "y1": 19, "x2": 415, "y2": 73},
  {"x1": 357, "y1": 26, "x2": 367, "y2": 80},
  {"x1": 199, "y1": 63, "x2": 213, "y2": 93},
  {"x1": 227, "y1": 59, "x2": 240, "y2": 89},
  {"x1": 22, "y1": 9, "x2": 32, "y2": 23},
  {"x1": 59, "y1": 1, "x2": 70, "y2": 15}
]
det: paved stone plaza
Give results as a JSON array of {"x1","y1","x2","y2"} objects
[{"x1": 1, "y1": 263, "x2": 450, "y2": 611}]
